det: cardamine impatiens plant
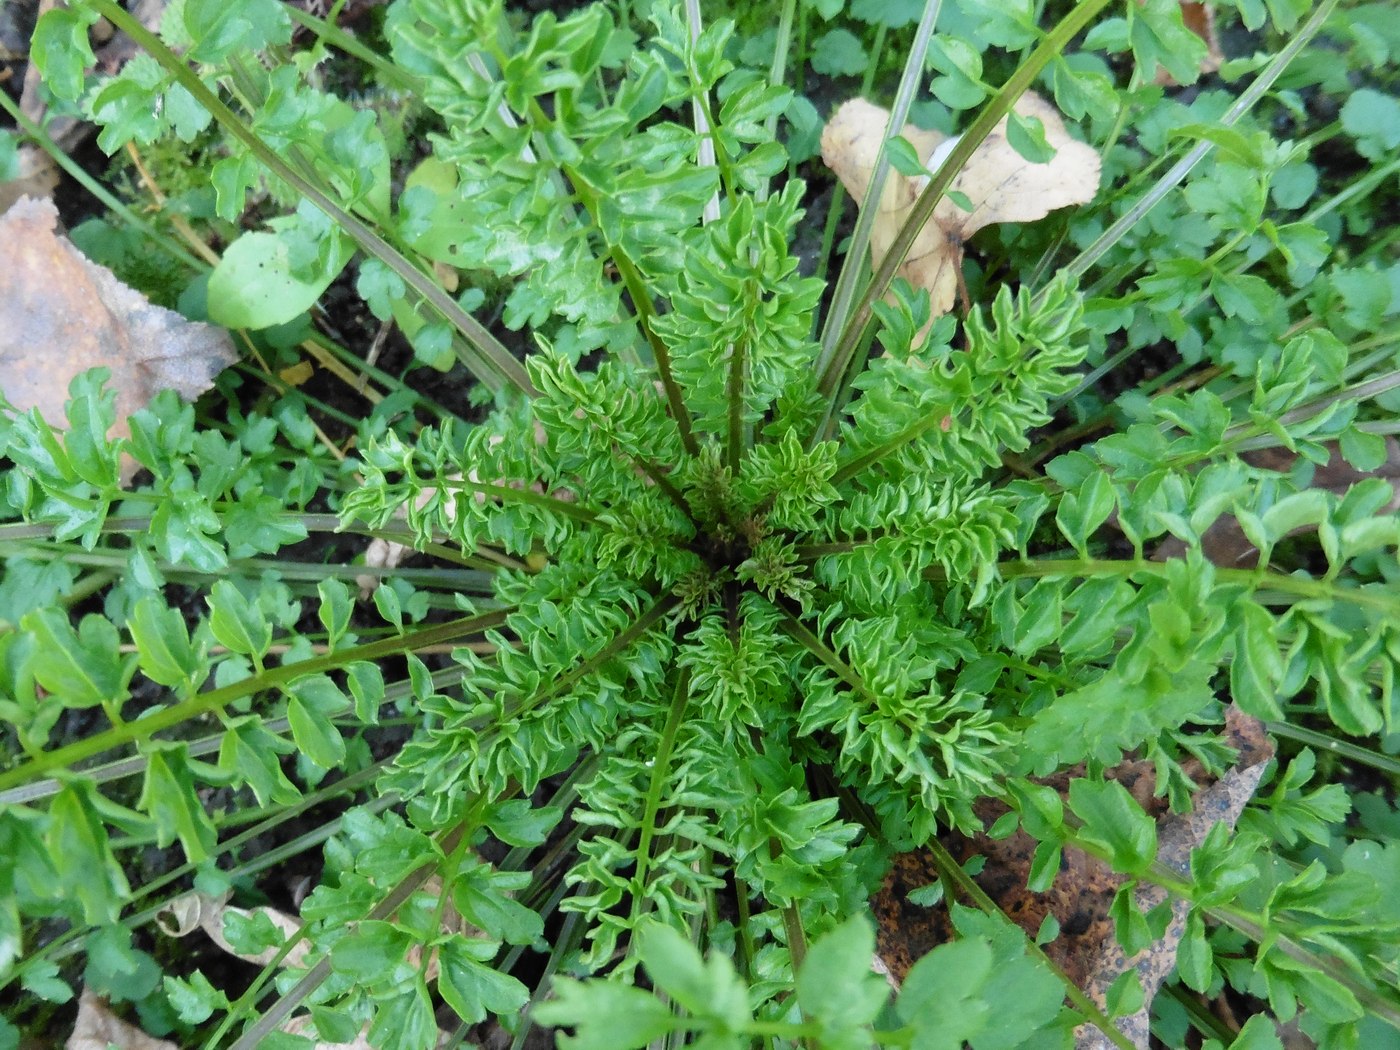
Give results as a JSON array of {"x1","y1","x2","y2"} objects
[{"x1": 3, "y1": 0, "x2": 1399, "y2": 1046}]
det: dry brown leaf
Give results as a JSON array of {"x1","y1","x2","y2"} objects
[
  {"x1": 156, "y1": 890, "x2": 312, "y2": 968},
  {"x1": 874, "y1": 706, "x2": 1273, "y2": 1049},
  {"x1": 1075, "y1": 707, "x2": 1272, "y2": 1049},
  {"x1": 0, "y1": 196, "x2": 236, "y2": 481},
  {"x1": 821, "y1": 93, "x2": 1101, "y2": 320},
  {"x1": 67, "y1": 986, "x2": 179, "y2": 1050}
]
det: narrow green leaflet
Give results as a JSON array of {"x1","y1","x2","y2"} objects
[
  {"x1": 128, "y1": 595, "x2": 208, "y2": 692},
  {"x1": 138, "y1": 743, "x2": 219, "y2": 863},
  {"x1": 207, "y1": 580, "x2": 273, "y2": 659},
  {"x1": 46, "y1": 782, "x2": 131, "y2": 924},
  {"x1": 286, "y1": 675, "x2": 349, "y2": 769}
]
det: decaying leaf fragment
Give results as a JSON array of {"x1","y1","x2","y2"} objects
[
  {"x1": 0, "y1": 196, "x2": 236, "y2": 480},
  {"x1": 67, "y1": 986, "x2": 179, "y2": 1050},
  {"x1": 821, "y1": 93, "x2": 1101, "y2": 319},
  {"x1": 156, "y1": 890, "x2": 312, "y2": 969}
]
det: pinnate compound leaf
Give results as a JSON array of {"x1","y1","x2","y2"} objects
[
  {"x1": 183, "y1": 0, "x2": 292, "y2": 63},
  {"x1": 47, "y1": 782, "x2": 131, "y2": 924},
  {"x1": 138, "y1": 743, "x2": 219, "y2": 863},
  {"x1": 368, "y1": 980, "x2": 438, "y2": 1050},
  {"x1": 452, "y1": 872, "x2": 544, "y2": 945},
  {"x1": 21, "y1": 608, "x2": 130, "y2": 709},
  {"x1": 1131, "y1": 0, "x2": 1209, "y2": 86},
  {"x1": 1340, "y1": 89, "x2": 1400, "y2": 161},
  {"x1": 533, "y1": 978, "x2": 676, "y2": 1049},
  {"x1": 163, "y1": 970, "x2": 230, "y2": 1024},
  {"x1": 637, "y1": 922, "x2": 750, "y2": 1030},
  {"x1": 128, "y1": 595, "x2": 207, "y2": 691},
  {"x1": 896, "y1": 936, "x2": 995, "y2": 1046},
  {"x1": 286, "y1": 675, "x2": 349, "y2": 769},
  {"x1": 219, "y1": 716, "x2": 301, "y2": 807},
  {"x1": 206, "y1": 580, "x2": 272, "y2": 658},
  {"x1": 795, "y1": 916, "x2": 890, "y2": 1046},
  {"x1": 811, "y1": 29, "x2": 867, "y2": 76},
  {"x1": 29, "y1": 8, "x2": 98, "y2": 101}
]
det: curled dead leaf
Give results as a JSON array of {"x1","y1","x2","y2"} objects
[
  {"x1": 0, "y1": 196, "x2": 236, "y2": 482},
  {"x1": 156, "y1": 890, "x2": 311, "y2": 968},
  {"x1": 821, "y1": 92, "x2": 1101, "y2": 320}
]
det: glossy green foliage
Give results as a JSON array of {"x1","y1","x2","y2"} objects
[{"x1": 4, "y1": 0, "x2": 1400, "y2": 1046}]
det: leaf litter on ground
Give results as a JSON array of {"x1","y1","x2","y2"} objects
[
  {"x1": 821, "y1": 91, "x2": 1101, "y2": 320},
  {"x1": 0, "y1": 195, "x2": 235, "y2": 481}
]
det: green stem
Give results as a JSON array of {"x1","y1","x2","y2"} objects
[
  {"x1": 830, "y1": 404, "x2": 954, "y2": 487},
  {"x1": 777, "y1": 608, "x2": 880, "y2": 703},
  {"x1": 1028, "y1": 801, "x2": 1400, "y2": 1033},
  {"x1": 282, "y1": 4, "x2": 419, "y2": 91},
  {"x1": 1051, "y1": 0, "x2": 1339, "y2": 293},
  {"x1": 439, "y1": 478, "x2": 601, "y2": 523},
  {"x1": 815, "y1": 0, "x2": 1114, "y2": 411},
  {"x1": 221, "y1": 820, "x2": 471, "y2": 1050},
  {"x1": 0, "y1": 611, "x2": 509, "y2": 792},
  {"x1": 517, "y1": 101, "x2": 699, "y2": 454},
  {"x1": 727, "y1": 336, "x2": 748, "y2": 474},
  {"x1": 763, "y1": 0, "x2": 799, "y2": 146},
  {"x1": 1266, "y1": 722, "x2": 1400, "y2": 776},
  {"x1": 627, "y1": 669, "x2": 693, "y2": 932},
  {"x1": 780, "y1": 901, "x2": 809, "y2": 975},
  {"x1": 616, "y1": 251, "x2": 700, "y2": 455},
  {"x1": 0, "y1": 90, "x2": 206, "y2": 272},
  {"x1": 502, "y1": 594, "x2": 680, "y2": 724},
  {"x1": 996, "y1": 558, "x2": 1400, "y2": 617},
  {"x1": 3, "y1": 765, "x2": 396, "y2": 994},
  {"x1": 86, "y1": 0, "x2": 533, "y2": 397},
  {"x1": 630, "y1": 453, "x2": 698, "y2": 525},
  {"x1": 816, "y1": 0, "x2": 943, "y2": 374}
]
